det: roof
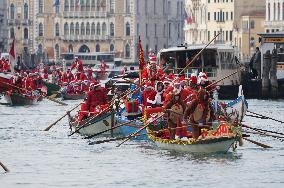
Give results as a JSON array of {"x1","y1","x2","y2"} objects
[{"x1": 159, "y1": 44, "x2": 235, "y2": 53}]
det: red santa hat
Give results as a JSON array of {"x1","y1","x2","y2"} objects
[
  {"x1": 149, "y1": 55, "x2": 157, "y2": 64},
  {"x1": 198, "y1": 72, "x2": 208, "y2": 84},
  {"x1": 167, "y1": 73, "x2": 175, "y2": 80},
  {"x1": 190, "y1": 73, "x2": 198, "y2": 85},
  {"x1": 144, "y1": 81, "x2": 154, "y2": 89}
]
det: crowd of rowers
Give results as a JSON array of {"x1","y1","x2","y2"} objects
[{"x1": 76, "y1": 54, "x2": 218, "y2": 140}]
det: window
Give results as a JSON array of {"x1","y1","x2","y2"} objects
[
  {"x1": 86, "y1": 22, "x2": 90, "y2": 35},
  {"x1": 125, "y1": 44, "x2": 130, "y2": 58},
  {"x1": 214, "y1": 12, "x2": 216, "y2": 20},
  {"x1": 208, "y1": 12, "x2": 210, "y2": 21},
  {"x1": 231, "y1": 12, "x2": 233, "y2": 20},
  {"x1": 70, "y1": 22, "x2": 74, "y2": 35},
  {"x1": 86, "y1": 0, "x2": 90, "y2": 11},
  {"x1": 91, "y1": 23, "x2": 95, "y2": 35},
  {"x1": 274, "y1": 3, "x2": 276, "y2": 20},
  {"x1": 96, "y1": 44, "x2": 100, "y2": 52},
  {"x1": 283, "y1": 3, "x2": 284, "y2": 20},
  {"x1": 168, "y1": 23, "x2": 171, "y2": 38},
  {"x1": 250, "y1": 20, "x2": 255, "y2": 29},
  {"x1": 154, "y1": 23, "x2": 157, "y2": 37},
  {"x1": 55, "y1": 23, "x2": 60, "y2": 36},
  {"x1": 110, "y1": 22, "x2": 114, "y2": 36},
  {"x1": 68, "y1": 44, "x2": 73, "y2": 52},
  {"x1": 110, "y1": 0, "x2": 115, "y2": 13},
  {"x1": 137, "y1": 23, "x2": 139, "y2": 37},
  {"x1": 64, "y1": 0, "x2": 69, "y2": 11},
  {"x1": 102, "y1": 22, "x2": 107, "y2": 35},
  {"x1": 10, "y1": 4, "x2": 15, "y2": 19},
  {"x1": 278, "y1": 3, "x2": 280, "y2": 20},
  {"x1": 81, "y1": 0, "x2": 85, "y2": 11},
  {"x1": 163, "y1": 24, "x2": 166, "y2": 37},
  {"x1": 97, "y1": 23, "x2": 101, "y2": 35},
  {"x1": 24, "y1": 28, "x2": 28, "y2": 39},
  {"x1": 167, "y1": 1, "x2": 171, "y2": 15},
  {"x1": 125, "y1": 0, "x2": 130, "y2": 13},
  {"x1": 55, "y1": 44, "x2": 59, "y2": 60},
  {"x1": 229, "y1": 30, "x2": 233, "y2": 41},
  {"x1": 124, "y1": 22, "x2": 130, "y2": 36},
  {"x1": 208, "y1": 31, "x2": 210, "y2": 41},
  {"x1": 55, "y1": 4, "x2": 60, "y2": 14},
  {"x1": 268, "y1": 3, "x2": 270, "y2": 21},
  {"x1": 226, "y1": 12, "x2": 228, "y2": 20},
  {"x1": 39, "y1": 0, "x2": 43, "y2": 13},
  {"x1": 39, "y1": 23, "x2": 43, "y2": 36},
  {"x1": 70, "y1": 0, "x2": 75, "y2": 11},
  {"x1": 10, "y1": 28, "x2": 15, "y2": 38},
  {"x1": 154, "y1": 0, "x2": 157, "y2": 14},
  {"x1": 81, "y1": 23, "x2": 85, "y2": 35},
  {"x1": 91, "y1": 0, "x2": 96, "y2": 11},
  {"x1": 24, "y1": 3, "x2": 28, "y2": 19},
  {"x1": 110, "y1": 44, "x2": 114, "y2": 52},
  {"x1": 75, "y1": 22, "x2": 79, "y2": 35},
  {"x1": 145, "y1": 0, "x2": 148, "y2": 14},
  {"x1": 146, "y1": 23, "x2": 148, "y2": 37},
  {"x1": 64, "y1": 23, "x2": 69, "y2": 35},
  {"x1": 163, "y1": 0, "x2": 166, "y2": 15},
  {"x1": 226, "y1": 30, "x2": 228, "y2": 41}
]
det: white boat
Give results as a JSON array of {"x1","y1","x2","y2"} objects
[
  {"x1": 153, "y1": 136, "x2": 237, "y2": 154},
  {"x1": 69, "y1": 112, "x2": 121, "y2": 137}
]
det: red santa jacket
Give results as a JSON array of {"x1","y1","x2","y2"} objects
[
  {"x1": 142, "y1": 89, "x2": 156, "y2": 107},
  {"x1": 86, "y1": 87, "x2": 108, "y2": 111}
]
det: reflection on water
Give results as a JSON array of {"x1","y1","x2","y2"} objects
[{"x1": 0, "y1": 99, "x2": 283, "y2": 187}]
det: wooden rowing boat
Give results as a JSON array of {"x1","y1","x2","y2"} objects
[
  {"x1": 69, "y1": 112, "x2": 121, "y2": 136},
  {"x1": 3, "y1": 92, "x2": 39, "y2": 106}
]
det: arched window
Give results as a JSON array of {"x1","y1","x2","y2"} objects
[
  {"x1": 91, "y1": 0, "x2": 96, "y2": 11},
  {"x1": 102, "y1": 22, "x2": 107, "y2": 35},
  {"x1": 70, "y1": 22, "x2": 74, "y2": 35},
  {"x1": 101, "y1": 0, "x2": 106, "y2": 11},
  {"x1": 64, "y1": 0, "x2": 69, "y2": 11},
  {"x1": 86, "y1": 22, "x2": 90, "y2": 35},
  {"x1": 24, "y1": 28, "x2": 28, "y2": 39},
  {"x1": 91, "y1": 23, "x2": 96, "y2": 35},
  {"x1": 68, "y1": 44, "x2": 73, "y2": 52},
  {"x1": 96, "y1": 44, "x2": 100, "y2": 52},
  {"x1": 278, "y1": 3, "x2": 280, "y2": 20},
  {"x1": 39, "y1": 23, "x2": 43, "y2": 36},
  {"x1": 110, "y1": 22, "x2": 114, "y2": 36},
  {"x1": 110, "y1": 44, "x2": 114, "y2": 52},
  {"x1": 24, "y1": 3, "x2": 28, "y2": 19},
  {"x1": 55, "y1": 44, "x2": 60, "y2": 60},
  {"x1": 64, "y1": 23, "x2": 69, "y2": 35},
  {"x1": 125, "y1": 44, "x2": 130, "y2": 58},
  {"x1": 86, "y1": 0, "x2": 90, "y2": 11},
  {"x1": 75, "y1": 22, "x2": 80, "y2": 35},
  {"x1": 274, "y1": 3, "x2": 276, "y2": 20},
  {"x1": 10, "y1": 28, "x2": 15, "y2": 38},
  {"x1": 110, "y1": 0, "x2": 115, "y2": 13},
  {"x1": 79, "y1": 44, "x2": 90, "y2": 53},
  {"x1": 97, "y1": 23, "x2": 101, "y2": 35},
  {"x1": 97, "y1": 0, "x2": 100, "y2": 11},
  {"x1": 81, "y1": 0, "x2": 85, "y2": 11},
  {"x1": 81, "y1": 23, "x2": 85, "y2": 35},
  {"x1": 125, "y1": 22, "x2": 130, "y2": 36},
  {"x1": 55, "y1": 23, "x2": 60, "y2": 36},
  {"x1": 10, "y1": 4, "x2": 15, "y2": 19},
  {"x1": 39, "y1": 0, "x2": 43, "y2": 13}
]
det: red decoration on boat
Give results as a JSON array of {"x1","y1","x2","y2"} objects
[{"x1": 125, "y1": 99, "x2": 139, "y2": 113}]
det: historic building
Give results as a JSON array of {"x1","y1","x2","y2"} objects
[
  {"x1": 264, "y1": 0, "x2": 284, "y2": 33},
  {"x1": 0, "y1": 0, "x2": 8, "y2": 53},
  {"x1": 7, "y1": 0, "x2": 35, "y2": 66},
  {"x1": 184, "y1": 0, "x2": 207, "y2": 44}
]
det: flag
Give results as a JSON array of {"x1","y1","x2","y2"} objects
[
  {"x1": 138, "y1": 36, "x2": 145, "y2": 71},
  {"x1": 53, "y1": 0, "x2": 60, "y2": 6},
  {"x1": 184, "y1": 10, "x2": 193, "y2": 25},
  {"x1": 9, "y1": 39, "x2": 15, "y2": 74},
  {"x1": 76, "y1": 0, "x2": 80, "y2": 6}
]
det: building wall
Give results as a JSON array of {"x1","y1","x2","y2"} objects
[
  {"x1": 0, "y1": 0, "x2": 8, "y2": 52},
  {"x1": 265, "y1": 0, "x2": 284, "y2": 33}
]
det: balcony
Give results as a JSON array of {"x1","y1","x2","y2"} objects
[
  {"x1": 21, "y1": 19, "x2": 30, "y2": 26},
  {"x1": 7, "y1": 19, "x2": 15, "y2": 25},
  {"x1": 264, "y1": 20, "x2": 284, "y2": 28},
  {"x1": 22, "y1": 39, "x2": 30, "y2": 45},
  {"x1": 63, "y1": 11, "x2": 108, "y2": 18},
  {"x1": 63, "y1": 35, "x2": 110, "y2": 41}
]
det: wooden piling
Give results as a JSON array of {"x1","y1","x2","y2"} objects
[
  {"x1": 262, "y1": 50, "x2": 271, "y2": 98},
  {"x1": 270, "y1": 49, "x2": 278, "y2": 98}
]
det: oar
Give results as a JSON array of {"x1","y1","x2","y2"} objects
[
  {"x1": 89, "y1": 133, "x2": 146, "y2": 145},
  {"x1": 43, "y1": 103, "x2": 81, "y2": 131},
  {"x1": 46, "y1": 95, "x2": 68, "y2": 106},
  {"x1": 116, "y1": 112, "x2": 165, "y2": 147},
  {"x1": 84, "y1": 119, "x2": 137, "y2": 139},
  {"x1": 243, "y1": 130, "x2": 284, "y2": 142},
  {"x1": 0, "y1": 161, "x2": 9, "y2": 172},
  {"x1": 243, "y1": 137, "x2": 272, "y2": 148},
  {"x1": 247, "y1": 110, "x2": 284, "y2": 124},
  {"x1": 242, "y1": 124, "x2": 284, "y2": 136}
]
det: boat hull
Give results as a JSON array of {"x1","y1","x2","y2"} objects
[
  {"x1": 225, "y1": 95, "x2": 248, "y2": 122},
  {"x1": 4, "y1": 93, "x2": 38, "y2": 106},
  {"x1": 153, "y1": 137, "x2": 236, "y2": 154},
  {"x1": 70, "y1": 112, "x2": 121, "y2": 136},
  {"x1": 42, "y1": 81, "x2": 60, "y2": 96}
]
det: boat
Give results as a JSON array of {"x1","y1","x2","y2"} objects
[
  {"x1": 3, "y1": 92, "x2": 40, "y2": 106},
  {"x1": 158, "y1": 44, "x2": 242, "y2": 99},
  {"x1": 0, "y1": 73, "x2": 13, "y2": 93},
  {"x1": 42, "y1": 80, "x2": 60, "y2": 96},
  {"x1": 146, "y1": 119, "x2": 241, "y2": 154},
  {"x1": 61, "y1": 93, "x2": 86, "y2": 100},
  {"x1": 69, "y1": 111, "x2": 121, "y2": 137}
]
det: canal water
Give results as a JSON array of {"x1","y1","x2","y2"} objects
[{"x1": 0, "y1": 99, "x2": 283, "y2": 188}]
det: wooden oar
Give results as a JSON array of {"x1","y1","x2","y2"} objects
[
  {"x1": 247, "y1": 110, "x2": 284, "y2": 124},
  {"x1": 243, "y1": 137, "x2": 272, "y2": 148},
  {"x1": 244, "y1": 130, "x2": 284, "y2": 141},
  {"x1": 43, "y1": 103, "x2": 81, "y2": 131},
  {"x1": 84, "y1": 119, "x2": 137, "y2": 139},
  {"x1": 46, "y1": 95, "x2": 68, "y2": 106},
  {"x1": 116, "y1": 112, "x2": 165, "y2": 147},
  {"x1": 89, "y1": 133, "x2": 146, "y2": 145},
  {"x1": 0, "y1": 161, "x2": 9, "y2": 172},
  {"x1": 242, "y1": 124, "x2": 284, "y2": 136}
]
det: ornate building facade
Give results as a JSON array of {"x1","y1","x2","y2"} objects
[
  {"x1": 0, "y1": 0, "x2": 8, "y2": 53},
  {"x1": 264, "y1": 0, "x2": 284, "y2": 33}
]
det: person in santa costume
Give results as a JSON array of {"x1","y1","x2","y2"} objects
[
  {"x1": 146, "y1": 81, "x2": 165, "y2": 107},
  {"x1": 71, "y1": 57, "x2": 83, "y2": 73},
  {"x1": 164, "y1": 89, "x2": 186, "y2": 139},
  {"x1": 86, "y1": 83, "x2": 109, "y2": 114},
  {"x1": 184, "y1": 88, "x2": 214, "y2": 139},
  {"x1": 142, "y1": 82, "x2": 156, "y2": 108},
  {"x1": 141, "y1": 54, "x2": 164, "y2": 83},
  {"x1": 67, "y1": 70, "x2": 74, "y2": 83}
]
